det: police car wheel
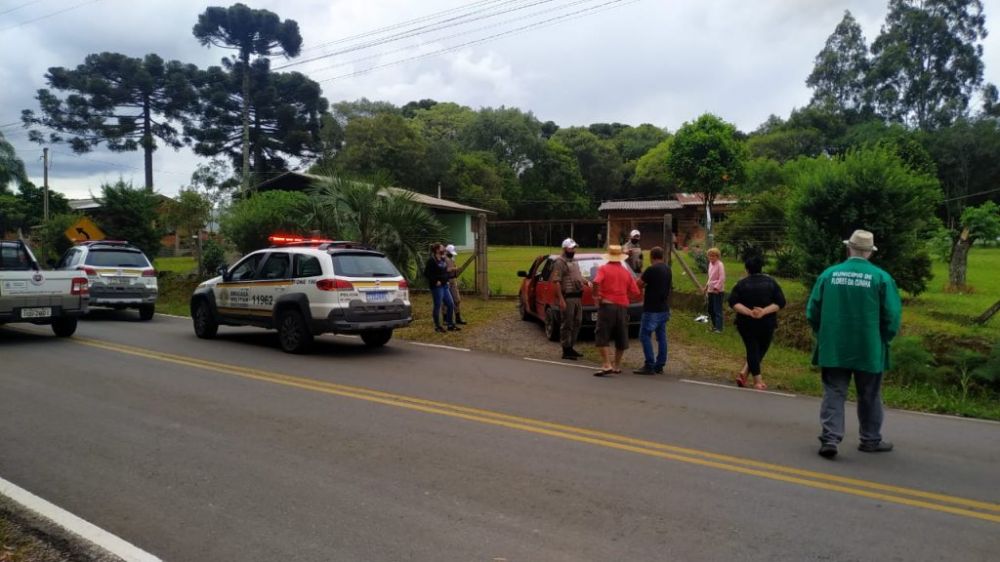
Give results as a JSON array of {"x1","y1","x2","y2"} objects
[
  {"x1": 361, "y1": 329, "x2": 393, "y2": 348},
  {"x1": 138, "y1": 304, "x2": 155, "y2": 321},
  {"x1": 192, "y1": 301, "x2": 218, "y2": 339},
  {"x1": 51, "y1": 317, "x2": 77, "y2": 338},
  {"x1": 277, "y1": 309, "x2": 313, "y2": 353}
]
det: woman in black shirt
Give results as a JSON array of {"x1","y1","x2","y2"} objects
[
  {"x1": 424, "y1": 243, "x2": 458, "y2": 333},
  {"x1": 727, "y1": 255, "x2": 786, "y2": 390}
]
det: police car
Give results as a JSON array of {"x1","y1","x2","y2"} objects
[
  {"x1": 190, "y1": 236, "x2": 412, "y2": 353},
  {"x1": 56, "y1": 240, "x2": 158, "y2": 320}
]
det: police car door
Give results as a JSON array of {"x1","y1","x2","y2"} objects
[
  {"x1": 215, "y1": 252, "x2": 265, "y2": 320},
  {"x1": 250, "y1": 252, "x2": 292, "y2": 318}
]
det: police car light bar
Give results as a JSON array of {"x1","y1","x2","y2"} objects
[{"x1": 268, "y1": 235, "x2": 334, "y2": 245}]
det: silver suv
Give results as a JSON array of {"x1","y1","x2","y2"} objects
[{"x1": 57, "y1": 241, "x2": 158, "y2": 320}]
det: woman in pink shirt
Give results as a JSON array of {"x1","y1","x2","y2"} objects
[{"x1": 702, "y1": 248, "x2": 726, "y2": 333}]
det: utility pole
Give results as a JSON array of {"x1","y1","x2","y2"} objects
[{"x1": 42, "y1": 147, "x2": 50, "y2": 222}]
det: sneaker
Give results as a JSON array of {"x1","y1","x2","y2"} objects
[
  {"x1": 818, "y1": 443, "x2": 838, "y2": 459},
  {"x1": 567, "y1": 348, "x2": 584, "y2": 358},
  {"x1": 456, "y1": 318, "x2": 468, "y2": 325},
  {"x1": 561, "y1": 349, "x2": 578, "y2": 361},
  {"x1": 654, "y1": 367, "x2": 665, "y2": 374},
  {"x1": 434, "y1": 326, "x2": 446, "y2": 333},
  {"x1": 633, "y1": 367, "x2": 656, "y2": 375},
  {"x1": 447, "y1": 325, "x2": 461, "y2": 332},
  {"x1": 858, "y1": 441, "x2": 893, "y2": 453}
]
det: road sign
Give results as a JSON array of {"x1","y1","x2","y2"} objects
[{"x1": 64, "y1": 216, "x2": 106, "y2": 243}]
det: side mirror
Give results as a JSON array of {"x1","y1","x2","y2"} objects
[
  {"x1": 218, "y1": 265, "x2": 231, "y2": 282},
  {"x1": 516, "y1": 270, "x2": 528, "y2": 278}
]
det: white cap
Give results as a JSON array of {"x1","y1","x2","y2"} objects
[
  {"x1": 445, "y1": 244, "x2": 457, "y2": 256},
  {"x1": 561, "y1": 238, "x2": 578, "y2": 249},
  {"x1": 630, "y1": 229, "x2": 641, "y2": 237}
]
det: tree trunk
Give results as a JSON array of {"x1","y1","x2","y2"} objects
[
  {"x1": 948, "y1": 227, "x2": 972, "y2": 288},
  {"x1": 240, "y1": 55, "x2": 251, "y2": 194},
  {"x1": 973, "y1": 298, "x2": 1000, "y2": 325},
  {"x1": 252, "y1": 111, "x2": 263, "y2": 181},
  {"x1": 142, "y1": 96, "x2": 154, "y2": 191}
]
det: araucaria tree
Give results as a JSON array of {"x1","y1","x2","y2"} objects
[
  {"x1": 22, "y1": 53, "x2": 199, "y2": 190},
  {"x1": 193, "y1": 3, "x2": 303, "y2": 192}
]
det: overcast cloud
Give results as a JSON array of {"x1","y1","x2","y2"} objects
[{"x1": 1, "y1": 0, "x2": 998, "y2": 199}]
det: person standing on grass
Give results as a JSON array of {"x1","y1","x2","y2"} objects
[
  {"x1": 424, "y1": 243, "x2": 459, "y2": 333},
  {"x1": 634, "y1": 246, "x2": 672, "y2": 375},
  {"x1": 807, "y1": 230, "x2": 901, "y2": 460},
  {"x1": 728, "y1": 254, "x2": 786, "y2": 390},
  {"x1": 444, "y1": 244, "x2": 466, "y2": 325},
  {"x1": 624, "y1": 229, "x2": 643, "y2": 274},
  {"x1": 552, "y1": 238, "x2": 589, "y2": 360},
  {"x1": 702, "y1": 247, "x2": 726, "y2": 333},
  {"x1": 593, "y1": 245, "x2": 641, "y2": 377}
]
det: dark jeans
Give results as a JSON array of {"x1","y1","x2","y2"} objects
[
  {"x1": 737, "y1": 324, "x2": 774, "y2": 376},
  {"x1": 431, "y1": 284, "x2": 455, "y2": 327},
  {"x1": 820, "y1": 368, "x2": 885, "y2": 446},
  {"x1": 639, "y1": 311, "x2": 669, "y2": 370},
  {"x1": 707, "y1": 292, "x2": 724, "y2": 331}
]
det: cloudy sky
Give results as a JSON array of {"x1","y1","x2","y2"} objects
[{"x1": 2, "y1": 0, "x2": 998, "y2": 199}]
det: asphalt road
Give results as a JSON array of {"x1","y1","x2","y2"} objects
[{"x1": 1, "y1": 312, "x2": 998, "y2": 561}]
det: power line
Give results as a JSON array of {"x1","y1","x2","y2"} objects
[
  {"x1": 0, "y1": 0, "x2": 103, "y2": 32},
  {"x1": 276, "y1": 0, "x2": 558, "y2": 71},
  {"x1": 305, "y1": 0, "x2": 607, "y2": 78},
  {"x1": 942, "y1": 187, "x2": 1000, "y2": 203},
  {"x1": 0, "y1": 0, "x2": 47, "y2": 17},
  {"x1": 319, "y1": 0, "x2": 640, "y2": 83}
]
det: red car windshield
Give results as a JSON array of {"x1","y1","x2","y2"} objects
[{"x1": 574, "y1": 257, "x2": 638, "y2": 281}]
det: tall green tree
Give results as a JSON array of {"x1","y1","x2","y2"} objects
[
  {"x1": 552, "y1": 127, "x2": 623, "y2": 202},
  {"x1": 22, "y1": 53, "x2": 199, "y2": 190},
  {"x1": 188, "y1": 62, "x2": 327, "y2": 184},
  {"x1": 462, "y1": 106, "x2": 543, "y2": 172},
  {"x1": 613, "y1": 124, "x2": 669, "y2": 162},
  {"x1": 94, "y1": 180, "x2": 164, "y2": 258},
  {"x1": 334, "y1": 112, "x2": 428, "y2": 190},
  {"x1": 787, "y1": 147, "x2": 941, "y2": 294},
  {"x1": 666, "y1": 113, "x2": 748, "y2": 241},
  {"x1": 516, "y1": 140, "x2": 589, "y2": 219},
  {"x1": 0, "y1": 131, "x2": 28, "y2": 194},
  {"x1": 193, "y1": 3, "x2": 303, "y2": 192},
  {"x1": 630, "y1": 138, "x2": 674, "y2": 197},
  {"x1": 807, "y1": 10, "x2": 871, "y2": 114},
  {"x1": 868, "y1": 0, "x2": 988, "y2": 129},
  {"x1": 948, "y1": 201, "x2": 1000, "y2": 288},
  {"x1": 441, "y1": 151, "x2": 518, "y2": 215}
]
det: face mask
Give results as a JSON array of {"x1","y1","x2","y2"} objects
[
  {"x1": 565, "y1": 251, "x2": 575, "y2": 259},
  {"x1": 631, "y1": 238, "x2": 640, "y2": 244}
]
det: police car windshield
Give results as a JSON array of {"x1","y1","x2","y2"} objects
[
  {"x1": 331, "y1": 253, "x2": 400, "y2": 278},
  {"x1": 85, "y1": 249, "x2": 150, "y2": 267}
]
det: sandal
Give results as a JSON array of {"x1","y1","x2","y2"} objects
[
  {"x1": 735, "y1": 373, "x2": 748, "y2": 387},
  {"x1": 753, "y1": 382, "x2": 768, "y2": 390},
  {"x1": 594, "y1": 368, "x2": 614, "y2": 377}
]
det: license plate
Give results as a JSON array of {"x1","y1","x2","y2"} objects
[
  {"x1": 20, "y1": 307, "x2": 52, "y2": 319},
  {"x1": 590, "y1": 312, "x2": 599, "y2": 322},
  {"x1": 109, "y1": 277, "x2": 132, "y2": 286},
  {"x1": 366, "y1": 291, "x2": 389, "y2": 303}
]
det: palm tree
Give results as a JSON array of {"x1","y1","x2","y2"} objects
[{"x1": 308, "y1": 173, "x2": 445, "y2": 278}]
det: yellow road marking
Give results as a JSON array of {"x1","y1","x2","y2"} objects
[{"x1": 67, "y1": 335, "x2": 1000, "y2": 524}]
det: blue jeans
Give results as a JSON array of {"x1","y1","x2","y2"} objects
[
  {"x1": 708, "y1": 292, "x2": 724, "y2": 332},
  {"x1": 431, "y1": 284, "x2": 455, "y2": 327},
  {"x1": 639, "y1": 311, "x2": 669, "y2": 370}
]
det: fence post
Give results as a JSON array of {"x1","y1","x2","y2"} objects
[
  {"x1": 476, "y1": 213, "x2": 489, "y2": 299},
  {"x1": 664, "y1": 213, "x2": 673, "y2": 266}
]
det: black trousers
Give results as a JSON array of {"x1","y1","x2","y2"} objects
[{"x1": 737, "y1": 324, "x2": 774, "y2": 376}]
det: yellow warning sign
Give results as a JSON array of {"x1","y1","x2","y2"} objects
[{"x1": 64, "y1": 216, "x2": 106, "y2": 243}]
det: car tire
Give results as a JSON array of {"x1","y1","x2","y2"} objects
[
  {"x1": 138, "y1": 304, "x2": 155, "y2": 321},
  {"x1": 544, "y1": 308, "x2": 561, "y2": 342},
  {"x1": 51, "y1": 317, "x2": 77, "y2": 338},
  {"x1": 277, "y1": 308, "x2": 313, "y2": 354},
  {"x1": 192, "y1": 300, "x2": 219, "y2": 339},
  {"x1": 361, "y1": 329, "x2": 393, "y2": 348}
]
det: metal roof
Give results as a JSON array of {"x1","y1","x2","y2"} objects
[{"x1": 598, "y1": 200, "x2": 683, "y2": 212}]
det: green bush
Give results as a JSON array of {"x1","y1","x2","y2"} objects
[
  {"x1": 94, "y1": 180, "x2": 164, "y2": 259},
  {"x1": 888, "y1": 336, "x2": 935, "y2": 386},
  {"x1": 971, "y1": 342, "x2": 1000, "y2": 393},
  {"x1": 200, "y1": 239, "x2": 226, "y2": 277},
  {"x1": 769, "y1": 250, "x2": 804, "y2": 278},
  {"x1": 787, "y1": 147, "x2": 941, "y2": 295},
  {"x1": 220, "y1": 191, "x2": 312, "y2": 254},
  {"x1": 689, "y1": 246, "x2": 708, "y2": 274},
  {"x1": 31, "y1": 213, "x2": 82, "y2": 265}
]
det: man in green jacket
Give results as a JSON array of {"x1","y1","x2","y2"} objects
[{"x1": 806, "y1": 230, "x2": 902, "y2": 460}]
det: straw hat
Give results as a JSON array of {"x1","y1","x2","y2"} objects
[
  {"x1": 603, "y1": 245, "x2": 628, "y2": 262},
  {"x1": 843, "y1": 230, "x2": 878, "y2": 252}
]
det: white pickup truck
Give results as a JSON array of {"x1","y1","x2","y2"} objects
[{"x1": 0, "y1": 239, "x2": 89, "y2": 337}]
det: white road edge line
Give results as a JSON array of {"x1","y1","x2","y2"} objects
[
  {"x1": 408, "y1": 341, "x2": 471, "y2": 352},
  {"x1": 523, "y1": 357, "x2": 600, "y2": 371},
  {"x1": 154, "y1": 313, "x2": 188, "y2": 320},
  {"x1": 680, "y1": 379, "x2": 796, "y2": 398},
  {"x1": 0, "y1": 476, "x2": 162, "y2": 562},
  {"x1": 895, "y1": 409, "x2": 1000, "y2": 426}
]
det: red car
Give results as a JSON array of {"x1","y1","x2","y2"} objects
[{"x1": 517, "y1": 253, "x2": 643, "y2": 341}]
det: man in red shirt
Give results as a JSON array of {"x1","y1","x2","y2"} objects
[{"x1": 593, "y1": 245, "x2": 641, "y2": 376}]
